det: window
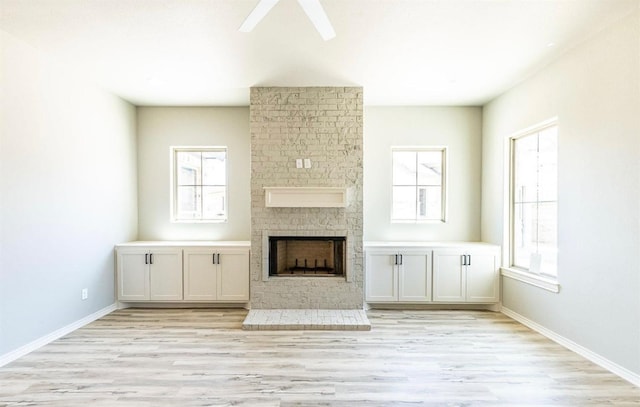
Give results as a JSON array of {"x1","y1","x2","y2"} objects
[
  {"x1": 510, "y1": 124, "x2": 557, "y2": 276},
  {"x1": 391, "y1": 147, "x2": 446, "y2": 222},
  {"x1": 171, "y1": 147, "x2": 227, "y2": 222}
]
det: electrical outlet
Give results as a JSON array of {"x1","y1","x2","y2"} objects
[
  {"x1": 81, "y1": 288, "x2": 88, "y2": 300},
  {"x1": 304, "y1": 158, "x2": 311, "y2": 168},
  {"x1": 296, "y1": 159, "x2": 303, "y2": 169}
]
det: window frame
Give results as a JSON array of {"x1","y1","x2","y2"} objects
[
  {"x1": 390, "y1": 146, "x2": 448, "y2": 223},
  {"x1": 502, "y1": 118, "x2": 560, "y2": 292},
  {"x1": 170, "y1": 146, "x2": 228, "y2": 223}
]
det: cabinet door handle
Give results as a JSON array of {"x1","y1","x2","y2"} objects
[
  {"x1": 149, "y1": 253, "x2": 153, "y2": 265},
  {"x1": 467, "y1": 255, "x2": 471, "y2": 266},
  {"x1": 399, "y1": 254, "x2": 403, "y2": 265},
  {"x1": 217, "y1": 253, "x2": 221, "y2": 264},
  {"x1": 145, "y1": 253, "x2": 148, "y2": 265},
  {"x1": 394, "y1": 254, "x2": 398, "y2": 265},
  {"x1": 461, "y1": 255, "x2": 467, "y2": 266},
  {"x1": 213, "y1": 253, "x2": 216, "y2": 264}
]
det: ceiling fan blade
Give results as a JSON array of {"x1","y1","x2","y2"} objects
[
  {"x1": 296, "y1": 0, "x2": 336, "y2": 41},
  {"x1": 239, "y1": 0, "x2": 281, "y2": 33}
]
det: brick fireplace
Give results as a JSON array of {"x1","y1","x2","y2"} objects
[{"x1": 249, "y1": 87, "x2": 364, "y2": 309}]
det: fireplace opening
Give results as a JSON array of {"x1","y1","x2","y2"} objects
[{"x1": 269, "y1": 236, "x2": 346, "y2": 277}]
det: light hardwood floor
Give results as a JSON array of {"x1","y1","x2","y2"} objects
[{"x1": 1, "y1": 309, "x2": 638, "y2": 406}]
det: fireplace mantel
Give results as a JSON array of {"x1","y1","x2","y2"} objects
[{"x1": 264, "y1": 187, "x2": 347, "y2": 208}]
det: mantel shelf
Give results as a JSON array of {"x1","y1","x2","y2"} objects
[{"x1": 264, "y1": 187, "x2": 347, "y2": 208}]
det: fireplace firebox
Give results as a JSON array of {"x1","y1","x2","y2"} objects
[{"x1": 269, "y1": 236, "x2": 346, "y2": 277}]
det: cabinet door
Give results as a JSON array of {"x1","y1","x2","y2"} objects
[
  {"x1": 117, "y1": 250, "x2": 149, "y2": 301},
  {"x1": 398, "y1": 252, "x2": 431, "y2": 302},
  {"x1": 149, "y1": 248, "x2": 183, "y2": 301},
  {"x1": 365, "y1": 251, "x2": 398, "y2": 301},
  {"x1": 183, "y1": 249, "x2": 217, "y2": 301},
  {"x1": 433, "y1": 250, "x2": 466, "y2": 302},
  {"x1": 217, "y1": 249, "x2": 250, "y2": 301},
  {"x1": 466, "y1": 250, "x2": 500, "y2": 303}
]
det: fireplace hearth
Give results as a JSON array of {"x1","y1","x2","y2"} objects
[{"x1": 269, "y1": 236, "x2": 345, "y2": 277}]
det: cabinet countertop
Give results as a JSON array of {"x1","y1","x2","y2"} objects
[
  {"x1": 364, "y1": 241, "x2": 500, "y2": 249},
  {"x1": 116, "y1": 241, "x2": 251, "y2": 248}
]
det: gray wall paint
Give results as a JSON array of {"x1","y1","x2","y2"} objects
[
  {"x1": 0, "y1": 30, "x2": 138, "y2": 355},
  {"x1": 136, "y1": 107, "x2": 250, "y2": 241},
  {"x1": 136, "y1": 106, "x2": 481, "y2": 244},
  {"x1": 481, "y1": 10, "x2": 640, "y2": 374},
  {"x1": 364, "y1": 107, "x2": 482, "y2": 242}
]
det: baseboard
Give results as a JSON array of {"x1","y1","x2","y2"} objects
[
  {"x1": 117, "y1": 301, "x2": 249, "y2": 309},
  {"x1": 0, "y1": 303, "x2": 117, "y2": 368},
  {"x1": 501, "y1": 306, "x2": 640, "y2": 387},
  {"x1": 366, "y1": 303, "x2": 501, "y2": 311}
]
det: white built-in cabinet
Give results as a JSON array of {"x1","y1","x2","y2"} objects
[
  {"x1": 116, "y1": 241, "x2": 250, "y2": 303},
  {"x1": 365, "y1": 249, "x2": 431, "y2": 302},
  {"x1": 432, "y1": 248, "x2": 500, "y2": 303},
  {"x1": 183, "y1": 247, "x2": 249, "y2": 302},
  {"x1": 116, "y1": 247, "x2": 183, "y2": 301},
  {"x1": 365, "y1": 242, "x2": 500, "y2": 304}
]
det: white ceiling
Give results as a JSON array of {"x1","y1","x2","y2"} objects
[{"x1": 1, "y1": 0, "x2": 637, "y2": 106}]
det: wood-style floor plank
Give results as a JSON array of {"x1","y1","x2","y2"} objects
[{"x1": 0, "y1": 309, "x2": 638, "y2": 406}]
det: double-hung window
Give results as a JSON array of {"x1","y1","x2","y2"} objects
[
  {"x1": 392, "y1": 147, "x2": 446, "y2": 222},
  {"x1": 510, "y1": 123, "x2": 558, "y2": 276},
  {"x1": 171, "y1": 147, "x2": 227, "y2": 222}
]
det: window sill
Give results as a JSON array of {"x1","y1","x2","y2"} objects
[
  {"x1": 391, "y1": 219, "x2": 447, "y2": 224},
  {"x1": 171, "y1": 219, "x2": 227, "y2": 224},
  {"x1": 501, "y1": 267, "x2": 560, "y2": 293}
]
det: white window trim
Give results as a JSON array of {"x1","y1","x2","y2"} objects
[
  {"x1": 501, "y1": 267, "x2": 560, "y2": 293},
  {"x1": 170, "y1": 146, "x2": 228, "y2": 223},
  {"x1": 390, "y1": 146, "x2": 448, "y2": 224},
  {"x1": 501, "y1": 118, "x2": 560, "y2": 292}
]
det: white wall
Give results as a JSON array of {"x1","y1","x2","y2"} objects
[
  {"x1": 364, "y1": 107, "x2": 482, "y2": 242},
  {"x1": 0, "y1": 30, "x2": 138, "y2": 355},
  {"x1": 138, "y1": 106, "x2": 477, "y2": 243},
  {"x1": 136, "y1": 107, "x2": 250, "y2": 241},
  {"x1": 482, "y1": 10, "x2": 640, "y2": 375}
]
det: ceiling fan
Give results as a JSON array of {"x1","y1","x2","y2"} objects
[{"x1": 239, "y1": 0, "x2": 336, "y2": 41}]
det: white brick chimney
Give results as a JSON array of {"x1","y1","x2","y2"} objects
[{"x1": 249, "y1": 87, "x2": 364, "y2": 309}]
